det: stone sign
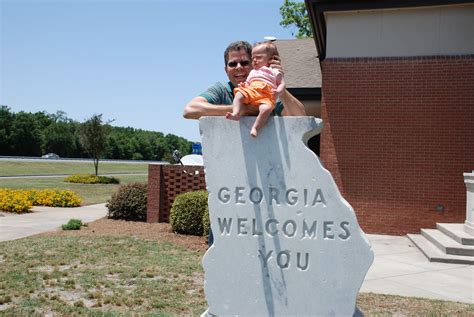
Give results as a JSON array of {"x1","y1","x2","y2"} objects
[{"x1": 200, "y1": 117, "x2": 374, "y2": 316}]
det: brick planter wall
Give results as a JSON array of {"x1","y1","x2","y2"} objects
[
  {"x1": 320, "y1": 55, "x2": 474, "y2": 235},
  {"x1": 147, "y1": 164, "x2": 206, "y2": 223}
]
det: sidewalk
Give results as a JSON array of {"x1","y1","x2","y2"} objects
[
  {"x1": 0, "y1": 203, "x2": 107, "y2": 242},
  {"x1": 361, "y1": 234, "x2": 473, "y2": 303},
  {"x1": 0, "y1": 206, "x2": 472, "y2": 304}
]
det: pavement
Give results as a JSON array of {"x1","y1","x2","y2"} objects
[
  {"x1": 0, "y1": 205, "x2": 472, "y2": 304},
  {"x1": 361, "y1": 234, "x2": 473, "y2": 303},
  {"x1": 0, "y1": 203, "x2": 107, "y2": 241}
]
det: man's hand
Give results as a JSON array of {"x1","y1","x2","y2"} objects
[
  {"x1": 269, "y1": 55, "x2": 285, "y2": 77},
  {"x1": 273, "y1": 86, "x2": 285, "y2": 97}
]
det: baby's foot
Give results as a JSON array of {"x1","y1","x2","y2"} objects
[
  {"x1": 250, "y1": 127, "x2": 258, "y2": 138},
  {"x1": 226, "y1": 112, "x2": 240, "y2": 121}
]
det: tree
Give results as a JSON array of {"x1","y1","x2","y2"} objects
[
  {"x1": 279, "y1": 0, "x2": 312, "y2": 39},
  {"x1": 9, "y1": 112, "x2": 43, "y2": 156},
  {"x1": 43, "y1": 111, "x2": 79, "y2": 157},
  {"x1": 79, "y1": 114, "x2": 109, "y2": 176},
  {"x1": 0, "y1": 106, "x2": 14, "y2": 155}
]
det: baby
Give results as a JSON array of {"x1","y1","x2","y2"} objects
[{"x1": 226, "y1": 41, "x2": 285, "y2": 137}]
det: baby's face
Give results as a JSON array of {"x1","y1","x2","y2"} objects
[{"x1": 251, "y1": 45, "x2": 271, "y2": 69}]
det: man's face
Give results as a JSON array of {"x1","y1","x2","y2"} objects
[{"x1": 225, "y1": 49, "x2": 252, "y2": 86}]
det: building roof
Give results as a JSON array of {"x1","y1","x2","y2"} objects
[
  {"x1": 275, "y1": 38, "x2": 322, "y2": 89},
  {"x1": 305, "y1": 0, "x2": 474, "y2": 60}
]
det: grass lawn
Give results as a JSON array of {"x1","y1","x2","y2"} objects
[
  {"x1": 0, "y1": 236, "x2": 206, "y2": 316},
  {"x1": 0, "y1": 160, "x2": 150, "y2": 177},
  {"x1": 0, "y1": 174, "x2": 148, "y2": 205},
  {"x1": 0, "y1": 234, "x2": 472, "y2": 316}
]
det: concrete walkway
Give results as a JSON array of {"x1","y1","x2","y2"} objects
[
  {"x1": 0, "y1": 205, "x2": 472, "y2": 304},
  {"x1": 0, "y1": 203, "x2": 107, "y2": 241},
  {"x1": 361, "y1": 234, "x2": 473, "y2": 303}
]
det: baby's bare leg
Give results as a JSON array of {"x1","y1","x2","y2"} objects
[
  {"x1": 250, "y1": 103, "x2": 273, "y2": 138},
  {"x1": 226, "y1": 92, "x2": 244, "y2": 121}
]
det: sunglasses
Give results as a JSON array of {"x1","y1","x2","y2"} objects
[{"x1": 227, "y1": 60, "x2": 250, "y2": 68}]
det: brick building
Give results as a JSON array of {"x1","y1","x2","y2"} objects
[{"x1": 305, "y1": 0, "x2": 474, "y2": 234}]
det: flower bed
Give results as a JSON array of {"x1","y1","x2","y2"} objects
[
  {"x1": 64, "y1": 174, "x2": 119, "y2": 184},
  {"x1": 0, "y1": 188, "x2": 82, "y2": 213}
]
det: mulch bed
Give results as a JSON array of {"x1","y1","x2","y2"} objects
[{"x1": 38, "y1": 218, "x2": 208, "y2": 252}]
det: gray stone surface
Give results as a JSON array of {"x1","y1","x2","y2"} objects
[
  {"x1": 200, "y1": 117, "x2": 374, "y2": 316},
  {"x1": 465, "y1": 172, "x2": 474, "y2": 235}
]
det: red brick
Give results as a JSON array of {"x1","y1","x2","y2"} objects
[
  {"x1": 320, "y1": 55, "x2": 474, "y2": 235},
  {"x1": 147, "y1": 164, "x2": 206, "y2": 223}
]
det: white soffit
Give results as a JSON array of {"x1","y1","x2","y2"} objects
[{"x1": 325, "y1": 4, "x2": 474, "y2": 58}]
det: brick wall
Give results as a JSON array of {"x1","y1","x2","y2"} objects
[
  {"x1": 147, "y1": 164, "x2": 206, "y2": 223},
  {"x1": 320, "y1": 55, "x2": 474, "y2": 235}
]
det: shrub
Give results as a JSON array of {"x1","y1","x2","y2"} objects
[
  {"x1": 99, "y1": 176, "x2": 120, "y2": 184},
  {"x1": 202, "y1": 205, "x2": 210, "y2": 238},
  {"x1": 62, "y1": 219, "x2": 84, "y2": 230},
  {"x1": 106, "y1": 183, "x2": 147, "y2": 221},
  {"x1": 64, "y1": 174, "x2": 120, "y2": 184},
  {"x1": 170, "y1": 191, "x2": 208, "y2": 236},
  {"x1": 0, "y1": 188, "x2": 81, "y2": 213}
]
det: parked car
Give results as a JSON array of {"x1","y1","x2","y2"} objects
[{"x1": 41, "y1": 153, "x2": 60, "y2": 159}]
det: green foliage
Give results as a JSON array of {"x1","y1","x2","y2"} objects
[
  {"x1": 64, "y1": 174, "x2": 120, "y2": 184},
  {"x1": 170, "y1": 191, "x2": 209, "y2": 236},
  {"x1": 279, "y1": 0, "x2": 312, "y2": 39},
  {"x1": 0, "y1": 105, "x2": 14, "y2": 154},
  {"x1": 9, "y1": 112, "x2": 44, "y2": 156},
  {"x1": 61, "y1": 219, "x2": 84, "y2": 230},
  {"x1": 43, "y1": 112, "x2": 80, "y2": 158},
  {"x1": 79, "y1": 114, "x2": 110, "y2": 176},
  {"x1": 202, "y1": 204, "x2": 210, "y2": 238},
  {"x1": 106, "y1": 183, "x2": 148, "y2": 221},
  {"x1": 106, "y1": 127, "x2": 192, "y2": 162},
  {"x1": 0, "y1": 106, "x2": 193, "y2": 160}
]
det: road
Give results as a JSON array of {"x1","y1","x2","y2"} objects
[
  {"x1": 0, "y1": 156, "x2": 168, "y2": 164},
  {"x1": 0, "y1": 173, "x2": 148, "y2": 179}
]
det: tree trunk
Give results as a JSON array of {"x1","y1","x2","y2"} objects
[{"x1": 94, "y1": 158, "x2": 99, "y2": 176}]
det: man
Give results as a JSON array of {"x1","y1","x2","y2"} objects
[
  {"x1": 183, "y1": 41, "x2": 306, "y2": 119},
  {"x1": 183, "y1": 41, "x2": 306, "y2": 245}
]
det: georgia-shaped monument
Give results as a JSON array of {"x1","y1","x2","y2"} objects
[{"x1": 200, "y1": 117, "x2": 373, "y2": 316}]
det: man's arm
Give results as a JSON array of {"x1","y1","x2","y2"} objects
[
  {"x1": 183, "y1": 96, "x2": 258, "y2": 119},
  {"x1": 183, "y1": 97, "x2": 234, "y2": 119},
  {"x1": 280, "y1": 89, "x2": 306, "y2": 116},
  {"x1": 270, "y1": 57, "x2": 306, "y2": 116},
  {"x1": 183, "y1": 96, "x2": 232, "y2": 119}
]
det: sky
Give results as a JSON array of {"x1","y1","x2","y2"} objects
[{"x1": 0, "y1": 0, "x2": 302, "y2": 142}]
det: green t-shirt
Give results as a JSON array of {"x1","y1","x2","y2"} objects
[{"x1": 199, "y1": 81, "x2": 283, "y2": 116}]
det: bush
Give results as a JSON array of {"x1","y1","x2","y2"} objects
[
  {"x1": 64, "y1": 174, "x2": 120, "y2": 184},
  {"x1": 0, "y1": 188, "x2": 81, "y2": 213},
  {"x1": 202, "y1": 205, "x2": 210, "y2": 238},
  {"x1": 170, "y1": 191, "x2": 208, "y2": 236},
  {"x1": 62, "y1": 219, "x2": 84, "y2": 230},
  {"x1": 106, "y1": 183, "x2": 147, "y2": 221}
]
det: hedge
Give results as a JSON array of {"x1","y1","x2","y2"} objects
[{"x1": 170, "y1": 191, "x2": 209, "y2": 236}]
